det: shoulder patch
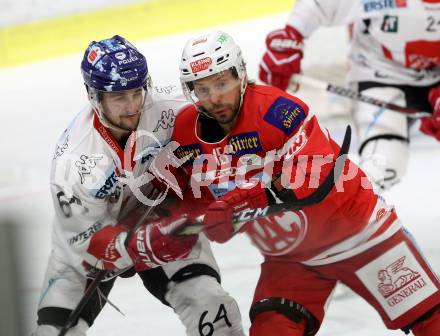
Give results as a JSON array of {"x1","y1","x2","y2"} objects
[
  {"x1": 263, "y1": 96, "x2": 306, "y2": 136},
  {"x1": 228, "y1": 131, "x2": 263, "y2": 156}
]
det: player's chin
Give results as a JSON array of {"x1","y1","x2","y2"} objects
[
  {"x1": 218, "y1": 113, "x2": 235, "y2": 125},
  {"x1": 121, "y1": 116, "x2": 140, "y2": 130}
]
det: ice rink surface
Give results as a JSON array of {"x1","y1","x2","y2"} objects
[{"x1": 1, "y1": 12, "x2": 439, "y2": 336}]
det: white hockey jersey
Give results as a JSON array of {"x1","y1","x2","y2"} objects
[
  {"x1": 50, "y1": 85, "x2": 191, "y2": 277},
  {"x1": 287, "y1": 0, "x2": 440, "y2": 86}
]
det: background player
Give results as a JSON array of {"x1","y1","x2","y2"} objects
[{"x1": 259, "y1": 0, "x2": 440, "y2": 191}]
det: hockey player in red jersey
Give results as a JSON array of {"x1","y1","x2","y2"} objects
[
  {"x1": 259, "y1": 0, "x2": 440, "y2": 192},
  {"x1": 172, "y1": 30, "x2": 440, "y2": 335}
]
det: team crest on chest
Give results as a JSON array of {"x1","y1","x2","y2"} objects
[
  {"x1": 245, "y1": 210, "x2": 308, "y2": 256},
  {"x1": 355, "y1": 242, "x2": 438, "y2": 320}
]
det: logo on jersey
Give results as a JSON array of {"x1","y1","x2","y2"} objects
[
  {"x1": 355, "y1": 242, "x2": 437, "y2": 320},
  {"x1": 245, "y1": 210, "x2": 308, "y2": 256},
  {"x1": 53, "y1": 135, "x2": 69, "y2": 160},
  {"x1": 95, "y1": 171, "x2": 118, "y2": 199},
  {"x1": 363, "y1": 0, "x2": 407, "y2": 12},
  {"x1": 377, "y1": 257, "x2": 421, "y2": 298},
  {"x1": 75, "y1": 154, "x2": 103, "y2": 184},
  {"x1": 228, "y1": 131, "x2": 263, "y2": 156},
  {"x1": 282, "y1": 130, "x2": 308, "y2": 160},
  {"x1": 264, "y1": 97, "x2": 306, "y2": 136},
  {"x1": 375, "y1": 207, "x2": 392, "y2": 223},
  {"x1": 154, "y1": 109, "x2": 176, "y2": 132},
  {"x1": 68, "y1": 221, "x2": 103, "y2": 245},
  {"x1": 405, "y1": 40, "x2": 440, "y2": 70},
  {"x1": 381, "y1": 15, "x2": 399, "y2": 32},
  {"x1": 175, "y1": 143, "x2": 203, "y2": 164},
  {"x1": 190, "y1": 57, "x2": 212, "y2": 73}
]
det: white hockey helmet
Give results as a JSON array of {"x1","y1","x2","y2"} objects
[{"x1": 179, "y1": 31, "x2": 247, "y2": 104}]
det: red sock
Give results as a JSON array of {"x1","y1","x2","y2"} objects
[
  {"x1": 412, "y1": 306, "x2": 440, "y2": 336},
  {"x1": 250, "y1": 311, "x2": 306, "y2": 336}
]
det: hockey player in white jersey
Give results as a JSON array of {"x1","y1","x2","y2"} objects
[
  {"x1": 259, "y1": 0, "x2": 440, "y2": 191},
  {"x1": 33, "y1": 35, "x2": 244, "y2": 336}
]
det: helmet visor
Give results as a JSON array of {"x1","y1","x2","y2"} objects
[{"x1": 184, "y1": 69, "x2": 241, "y2": 105}]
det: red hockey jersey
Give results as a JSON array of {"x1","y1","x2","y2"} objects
[{"x1": 172, "y1": 84, "x2": 400, "y2": 265}]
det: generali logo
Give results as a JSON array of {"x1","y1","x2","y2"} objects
[
  {"x1": 377, "y1": 256, "x2": 424, "y2": 306},
  {"x1": 190, "y1": 57, "x2": 212, "y2": 73},
  {"x1": 355, "y1": 242, "x2": 438, "y2": 320}
]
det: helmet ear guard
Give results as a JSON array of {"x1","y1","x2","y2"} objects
[{"x1": 85, "y1": 84, "x2": 100, "y2": 103}]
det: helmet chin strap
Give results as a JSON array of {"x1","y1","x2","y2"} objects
[{"x1": 238, "y1": 75, "x2": 248, "y2": 110}]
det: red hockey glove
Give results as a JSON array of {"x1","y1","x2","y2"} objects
[
  {"x1": 259, "y1": 25, "x2": 304, "y2": 91},
  {"x1": 87, "y1": 225, "x2": 132, "y2": 270},
  {"x1": 420, "y1": 86, "x2": 440, "y2": 142},
  {"x1": 203, "y1": 187, "x2": 269, "y2": 243},
  {"x1": 87, "y1": 215, "x2": 198, "y2": 271},
  {"x1": 128, "y1": 215, "x2": 198, "y2": 271}
]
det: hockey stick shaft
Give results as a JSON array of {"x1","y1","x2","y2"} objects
[
  {"x1": 178, "y1": 125, "x2": 351, "y2": 236},
  {"x1": 58, "y1": 189, "x2": 162, "y2": 336},
  {"x1": 293, "y1": 74, "x2": 431, "y2": 119}
]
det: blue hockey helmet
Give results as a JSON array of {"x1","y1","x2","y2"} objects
[{"x1": 81, "y1": 35, "x2": 149, "y2": 93}]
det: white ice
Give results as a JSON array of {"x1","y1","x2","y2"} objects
[{"x1": 1, "y1": 12, "x2": 439, "y2": 336}]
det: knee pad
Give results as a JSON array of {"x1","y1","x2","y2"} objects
[
  {"x1": 250, "y1": 311, "x2": 306, "y2": 336},
  {"x1": 249, "y1": 297, "x2": 319, "y2": 336},
  {"x1": 166, "y1": 275, "x2": 245, "y2": 336},
  {"x1": 32, "y1": 318, "x2": 88, "y2": 336},
  {"x1": 354, "y1": 86, "x2": 410, "y2": 191},
  {"x1": 359, "y1": 135, "x2": 409, "y2": 191},
  {"x1": 138, "y1": 262, "x2": 221, "y2": 306},
  {"x1": 37, "y1": 277, "x2": 115, "y2": 329}
]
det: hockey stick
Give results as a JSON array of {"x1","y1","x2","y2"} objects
[
  {"x1": 292, "y1": 74, "x2": 431, "y2": 119},
  {"x1": 178, "y1": 125, "x2": 351, "y2": 236},
  {"x1": 58, "y1": 188, "x2": 162, "y2": 336}
]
